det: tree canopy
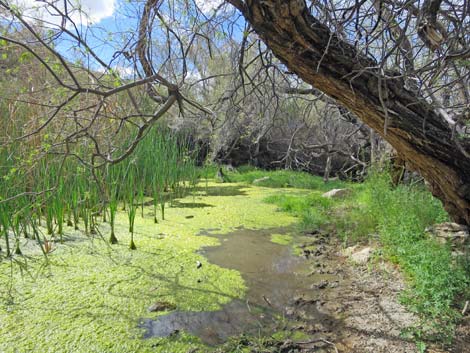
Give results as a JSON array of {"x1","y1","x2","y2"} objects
[{"x1": 0, "y1": 0, "x2": 469, "y2": 223}]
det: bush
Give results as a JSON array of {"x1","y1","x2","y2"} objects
[
  {"x1": 226, "y1": 166, "x2": 347, "y2": 190},
  {"x1": 262, "y1": 169, "x2": 470, "y2": 344},
  {"x1": 356, "y1": 171, "x2": 468, "y2": 343},
  {"x1": 264, "y1": 192, "x2": 334, "y2": 231}
]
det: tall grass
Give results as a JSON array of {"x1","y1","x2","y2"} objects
[{"x1": 0, "y1": 126, "x2": 198, "y2": 256}]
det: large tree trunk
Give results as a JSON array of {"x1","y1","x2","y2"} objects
[{"x1": 229, "y1": 0, "x2": 470, "y2": 225}]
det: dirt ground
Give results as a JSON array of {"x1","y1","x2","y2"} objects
[{"x1": 286, "y1": 230, "x2": 470, "y2": 353}]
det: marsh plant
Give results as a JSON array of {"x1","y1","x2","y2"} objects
[
  {"x1": 0, "y1": 125, "x2": 198, "y2": 258},
  {"x1": 109, "y1": 197, "x2": 118, "y2": 244}
]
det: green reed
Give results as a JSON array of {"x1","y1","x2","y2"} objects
[{"x1": 0, "y1": 125, "x2": 198, "y2": 258}]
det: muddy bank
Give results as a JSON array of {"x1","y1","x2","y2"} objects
[
  {"x1": 143, "y1": 223, "x2": 425, "y2": 352},
  {"x1": 289, "y1": 230, "x2": 418, "y2": 353},
  {"x1": 278, "y1": 229, "x2": 470, "y2": 353}
]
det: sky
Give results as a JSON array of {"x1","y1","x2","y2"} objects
[
  {"x1": 15, "y1": 0, "x2": 117, "y2": 25},
  {"x1": 7, "y1": 0, "x2": 242, "y2": 79},
  {"x1": 15, "y1": 0, "x2": 223, "y2": 25}
]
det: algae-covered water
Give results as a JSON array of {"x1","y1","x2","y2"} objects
[
  {"x1": 142, "y1": 227, "x2": 314, "y2": 345},
  {"x1": 0, "y1": 182, "x2": 312, "y2": 352}
]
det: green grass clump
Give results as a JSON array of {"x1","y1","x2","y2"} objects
[
  {"x1": 224, "y1": 166, "x2": 347, "y2": 190},
  {"x1": 361, "y1": 172, "x2": 467, "y2": 342},
  {"x1": 264, "y1": 192, "x2": 335, "y2": 231},
  {"x1": 261, "y1": 168, "x2": 469, "y2": 344}
]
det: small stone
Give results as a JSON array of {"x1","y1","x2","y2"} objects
[
  {"x1": 253, "y1": 176, "x2": 270, "y2": 184},
  {"x1": 312, "y1": 280, "x2": 329, "y2": 289},
  {"x1": 285, "y1": 307, "x2": 296, "y2": 316},
  {"x1": 427, "y1": 222, "x2": 469, "y2": 247},
  {"x1": 350, "y1": 247, "x2": 373, "y2": 264},
  {"x1": 322, "y1": 188, "x2": 352, "y2": 199},
  {"x1": 341, "y1": 245, "x2": 358, "y2": 257},
  {"x1": 329, "y1": 281, "x2": 339, "y2": 288}
]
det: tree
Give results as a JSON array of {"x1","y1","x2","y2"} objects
[
  {"x1": 1, "y1": 0, "x2": 469, "y2": 225},
  {"x1": 225, "y1": 0, "x2": 470, "y2": 224}
]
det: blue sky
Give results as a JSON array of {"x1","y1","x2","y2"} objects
[{"x1": 9, "y1": 0, "x2": 243, "y2": 79}]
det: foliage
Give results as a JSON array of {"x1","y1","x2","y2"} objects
[
  {"x1": 264, "y1": 192, "x2": 334, "y2": 231},
  {"x1": 0, "y1": 182, "x2": 296, "y2": 353},
  {"x1": 362, "y1": 172, "x2": 466, "y2": 343},
  {"x1": 262, "y1": 168, "x2": 470, "y2": 344},
  {"x1": 225, "y1": 166, "x2": 347, "y2": 191},
  {"x1": 0, "y1": 126, "x2": 198, "y2": 257}
]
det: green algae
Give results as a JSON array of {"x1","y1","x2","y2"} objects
[
  {"x1": 270, "y1": 233, "x2": 293, "y2": 245},
  {"x1": 0, "y1": 182, "x2": 298, "y2": 353},
  {"x1": 271, "y1": 329, "x2": 310, "y2": 342}
]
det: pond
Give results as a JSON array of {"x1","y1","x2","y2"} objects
[{"x1": 141, "y1": 226, "x2": 318, "y2": 345}]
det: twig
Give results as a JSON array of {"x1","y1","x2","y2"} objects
[
  {"x1": 462, "y1": 300, "x2": 469, "y2": 315},
  {"x1": 246, "y1": 299, "x2": 252, "y2": 313},
  {"x1": 297, "y1": 338, "x2": 339, "y2": 353},
  {"x1": 262, "y1": 295, "x2": 273, "y2": 307}
]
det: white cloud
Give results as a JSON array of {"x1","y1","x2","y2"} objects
[
  {"x1": 195, "y1": 0, "x2": 223, "y2": 14},
  {"x1": 13, "y1": 0, "x2": 116, "y2": 25},
  {"x1": 115, "y1": 65, "x2": 135, "y2": 78}
]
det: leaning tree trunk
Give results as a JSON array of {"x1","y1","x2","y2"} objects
[{"x1": 228, "y1": 0, "x2": 470, "y2": 225}]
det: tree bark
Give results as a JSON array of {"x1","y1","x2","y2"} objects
[{"x1": 229, "y1": 0, "x2": 470, "y2": 225}]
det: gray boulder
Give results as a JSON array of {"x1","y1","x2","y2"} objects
[
  {"x1": 322, "y1": 188, "x2": 351, "y2": 199},
  {"x1": 426, "y1": 222, "x2": 469, "y2": 246}
]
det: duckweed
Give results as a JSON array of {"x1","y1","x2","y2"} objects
[{"x1": 0, "y1": 182, "x2": 298, "y2": 352}]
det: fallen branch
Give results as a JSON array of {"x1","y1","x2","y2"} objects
[
  {"x1": 297, "y1": 338, "x2": 339, "y2": 353},
  {"x1": 262, "y1": 295, "x2": 273, "y2": 307},
  {"x1": 462, "y1": 300, "x2": 469, "y2": 315}
]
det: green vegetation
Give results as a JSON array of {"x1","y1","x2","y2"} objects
[
  {"x1": 0, "y1": 126, "x2": 198, "y2": 256},
  {"x1": 359, "y1": 173, "x2": 467, "y2": 344},
  {"x1": 270, "y1": 233, "x2": 293, "y2": 245},
  {"x1": 251, "y1": 168, "x2": 470, "y2": 345},
  {"x1": 224, "y1": 166, "x2": 346, "y2": 191},
  {"x1": 2, "y1": 161, "x2": 469, "y2": 350},
  {"x1": 0, "y1": 182, "x2": 297, "y2": 353},
  {"x1": 264, "y1": 192, "x2": 335, "y2": 231}
]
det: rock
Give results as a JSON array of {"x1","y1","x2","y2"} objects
[
  {"x1": 312, "y1": 280, "x2": 329, "y2": 289},
  {"x1": 284, "y1": 306, "x2": 296, "y2": 316},
  {"x1": 148, "y1": 301, "x2": 176, "y2": 312},
  {"x1": 341, "y1": 245, "x2": 358, "y2": 257},
  {"x1": 350, "y1": 247, "x2": 373, "y2": 264},
  {"x1": 322, "y1": 188, "x2": 352, "y2": 199},
  {"x1": 426, "y1": 222, "x2": 469, "y2": 246},
  {"x1": 253, "y1": 176, "x2": 270, "y2": 184},
  {"x1": 329, "y1": 281, "x2": 339, "y2": 288}
]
